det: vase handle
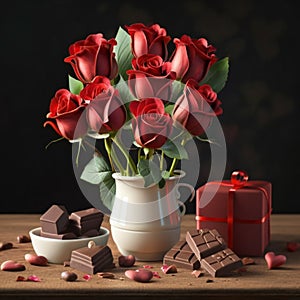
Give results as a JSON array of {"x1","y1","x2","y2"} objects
[{"x1": 176, "y1": 183, "x2": 195, "y2": 216}]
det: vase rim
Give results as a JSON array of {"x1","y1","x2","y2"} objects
[{"x1": 112, "y1": 169, "x2": 186, "y2": 181}]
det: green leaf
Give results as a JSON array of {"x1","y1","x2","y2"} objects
[
  {"x1": 160, "y1": 139, "x2": 188, "y2": 160},
  {"x1": 114, "y1": 26, "x2": 133, "y2": 81},
  {"x1": 137, "y1": 159, "x2": 162, "y2": 187},
  {"x1": 80, "y1": 154, "x2": 116, "y2": 211},
  {"x1": 80, "y1": 155, "x2": 111, "y2": 184},
  {"x1": 114, "y1": 75, "x2": 135, "y2": 115},
  {"x1": 99, "y1": 173, "x2": 116, "y2": 211},
  {"x1": 170, "y1": 80, "x2": 185, "y2": 104},
  {"x1": 199, "y1": 57, "x2": 229, "y2": 93},
  {"x1": 68, "y1": 75, "x2": 84, "y2": 95},
  {"x1": 165, "y1": 103, "x2": 174, "y2": 115}
]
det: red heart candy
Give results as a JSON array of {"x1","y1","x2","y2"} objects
[
  {"x1": 1, "y1": 260, "x2": 26, "y2": 271},
  {"x1": 264, "y1": 252, "x2": 287, "y2": 269}
]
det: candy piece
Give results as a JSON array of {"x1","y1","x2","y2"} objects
[
  {"x1": 1, "y1": 260, "x2": 26, "y2": 271},
  {"x1": 24, "y1": 253, "x2": 48, "y2": 266},
  {"x1": 264, "y1": 252, "x2": 287, "y2": 269},
  {"x1": 0, "y1": 242, "x2": 13, "y2": 251},
  {"x1": 125, "y1": 269, "x2": 153, "y2": 283},
  {"x1": 186, "y1": 229, "x2": 226, "y2": 260},
  {"x1": 70, "y1": 245, "x2": 114, "y2": 274},
  {"x1": 17, "y1": 235, "x2": 31, "y2": 243},
  {"x1": 40, "y1": 205, "x2": 69, "y2": 234},
  {"x1": 118, "y1": 255, "x2": 135, "y2": 267},
  {"x1": 200, "y1": 248, "x2": 243, "y2": 277},
  {"x1": 61, "y1": 271, "x2": 78, "y2": 282},
  {"x1": 163, "y1": 240, "x2": 200, "y2": 270},
  {"x1": 69, "y1": 208, "x2": 104, "y2": 235}
]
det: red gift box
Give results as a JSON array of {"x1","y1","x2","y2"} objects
[{"x1": 196, "y1": 170, "x2": 272, "y2": 257}]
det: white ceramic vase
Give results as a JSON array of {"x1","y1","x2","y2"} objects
[{"x1": 109, "y1": 170, "x2": 195, "y2": 261}]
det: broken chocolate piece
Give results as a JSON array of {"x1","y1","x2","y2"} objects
[
  {"x1": 70, "y1": 245, "x2": 114, "y2": 274},
  {"x1": 40, "y1": 205, "x2": 69, "y2": 234},
  {"x1": 163, "y1": 240, "x2": 200, "y2": 270},
  {"x1": 69, "y1": 208, "x2": 104, "y2": 235},
  {"x1": 186, "y1": 229, "x2": 226, "y2": 260},
  {"x1": 201, "y1": 248, "x2": 243, "y2": 277}
]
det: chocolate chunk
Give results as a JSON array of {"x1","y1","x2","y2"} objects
[
  {"x1": 40, "y1": 205, "x2": 69, "y2": 234},
  {"x1": 79, "y1": 229, "x2": 100, "y2": 238},
  {"x1": 163, "y1": 240, "x2": 200, "y2": 270},
  {"x1": 69, "y1": 208, "x2": 104, "y2": 235},
  {"x1": 40, "y1": 230, "x2": 77, "y2": 240},
  {"x1": 186, "y1": 229, "x2": 226, "y2": 260},
  {"x1": 70, "y1": 245, "x2": 114, "y2": 274},
  {"x1": 201, "y1": 248, "x2": 243, "y2": 277}
]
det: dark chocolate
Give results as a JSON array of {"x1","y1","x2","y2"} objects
[
  {"x1": 200, "y1": 248, "x2": 243, "y2": 277},
  {"x1": 40, "y1": 205, "x2": 69, "y2": 234},
  {"x1": 186, "y1": 229, "x2": 226, "y2": 260},
  {"x1": 69, "y1": 208, "x2": 104, "y2": 235},
  {"x1": 163, "y1": 240, "x2": 200, "y2": 270},
  {"x1": 70, "y1": 245, "x2": 114, "y2": 274}
]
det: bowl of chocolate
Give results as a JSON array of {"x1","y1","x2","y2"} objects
[{"x1": 29, "y1": 205, "x2": 109, "y2": 264}]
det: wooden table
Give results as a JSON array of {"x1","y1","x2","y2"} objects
[{"x1": 0, "y1": 214, "x2": 299, "y2": 300}]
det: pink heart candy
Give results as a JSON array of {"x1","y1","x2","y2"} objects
[
  {"x1": 264, "y1": 252, "x2": 287, "y2": 269},
  {"x1": 125, "y1": 269, "x2": 153, "y2": 283},
  {"x1": 1, "y1": 260, "x2": 26, "y2": 271}
]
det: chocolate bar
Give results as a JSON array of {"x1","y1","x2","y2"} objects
[
  {"x1": 69, "y1": 208, "x2": 104, "y2": 235},
  {"x1": 70, "y1": 245, "x2": 114, "y2": 274},
  {"x1": 40, "y1": 205, "x2": 69, "y2": 234},
  {"x1": 163, "y1": 240, "x2": 200, "y2": 270},
  {"x1": 200, "y1": 248, "x2": 243, "y2": 277},
  {"x1": 186, "y1": 229, "x2": 226, "y2": 260}
]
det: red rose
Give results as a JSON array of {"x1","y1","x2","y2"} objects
[
  {"x1": 170, "y1": 35, "x2": 217, "y2": 83},
  {"x1": 125, "y1": 23, "x2": 171, "y2": 60},
  {"x1": 127, "y1": 54, "x2": 176, "y2": 102},
  {"x1": 85, "y1": 85, "x2": 126, "y2": 134},
  {"x1": 64, "y1": 33, "x2": 118, "y2": 83},
  {"x1": 44, "y1": 89, "x2": 88, "y2": 140},
  {"x1": 172, "y1": 80, "x2": 222, "y2": 136},
  {"x1": 129, "y1": 98, "x2": 173, "y2": 149},
  {"x1": 80, "y1": 76, "x2": 112, "y2": 100}
]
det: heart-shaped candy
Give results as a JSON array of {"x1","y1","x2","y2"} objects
[
  {"x1": 264, "y1": 252, "x2": 286, "y2": 269},
  {"x1": 1, "y1": 260, "x2": 26, "y2": 271}
]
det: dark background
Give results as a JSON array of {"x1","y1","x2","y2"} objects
[{"x1": 1, "y1": 0, "x2": 299, "y2": 214}]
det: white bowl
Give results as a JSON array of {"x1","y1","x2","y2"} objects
[{"x1": 29, "y1": 227, "x2": 110, "y2": 264}]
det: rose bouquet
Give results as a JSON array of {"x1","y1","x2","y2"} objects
[{"x1": 44, "y1": 23, "x2": 229, "y2": 210}]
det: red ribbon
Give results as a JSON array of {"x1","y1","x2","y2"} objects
[{"x1": 195, "y1": 170, "x2": 271, "y2": 249}]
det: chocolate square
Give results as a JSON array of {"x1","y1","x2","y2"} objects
[
  {"x1": 70, "y1": 245, "x2": 114, "y2": 274},
  {"x1": 201, "y1": 248, "x2": 243, "y2": 277},
  {"x1": 186, "y1": 229, "x2": 226, "y2": 260},
  {"x1": 40, "y1": 205, "x2": 69, "y2": 234},
  {"x1": 163, "y1": 240, "x2": 200, "y2": 270}
]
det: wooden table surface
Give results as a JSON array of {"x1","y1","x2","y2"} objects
[{"x1": 0, "y1": 214, "x2": 299, "y2": 300}]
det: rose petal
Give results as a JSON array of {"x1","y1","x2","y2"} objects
[
  {"x1": 16, "y1": 276, "x2": 26, "y2": 281},
  {"x1": 143, "y1": 265, "x2": 153, "y2": 269},
  {"x1": 27, "y1": 275, "x2": 41, "y2": 282},
  {"x1": 152, "y1": 271, "x2": 161, "y2": 278},
  {"x1": 83, "y1": 274, "x2": 92, "y2": 281},
  {"x1": 161, "y1": 264, "x2": 177, "y2": 274}
]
